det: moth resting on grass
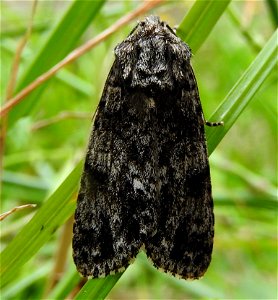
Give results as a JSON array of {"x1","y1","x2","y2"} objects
[{"x1": 72, "y1": 15, "x2": 222, "y2": 279}]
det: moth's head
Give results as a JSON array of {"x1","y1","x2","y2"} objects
[
  {"x1": 133, "y1": 15, "x2": 176, "y2": 38},
  {"x1": 115, "y1": 15, "x2": 192, "y2": 90}
]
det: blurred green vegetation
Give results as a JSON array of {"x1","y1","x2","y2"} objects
[{"x1": 1, "y1": 0, "x2": 277, "y2": 299}]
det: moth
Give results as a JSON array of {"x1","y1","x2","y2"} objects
[{"x1": 72, "y1": 15, "x2": 222, "y2": 280}]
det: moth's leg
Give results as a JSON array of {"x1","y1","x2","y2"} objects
[{"x1": 205, "y1": 120, "x2": 224, "y2": 127}]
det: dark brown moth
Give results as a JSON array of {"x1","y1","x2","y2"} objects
[{"x1": 72, "y1": 15, "x2": 222, "y2": 279}]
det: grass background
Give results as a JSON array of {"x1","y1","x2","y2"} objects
[{"x1": 1, "y1": 0, "x2": 277, "y2": 299}]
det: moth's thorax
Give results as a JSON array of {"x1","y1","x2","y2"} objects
[{"x1": 115, "y1": 16, "x2": 191, "y2": 90}]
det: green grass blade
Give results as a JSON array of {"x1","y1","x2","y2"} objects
[
  {"x1": 177, "y1": 0, "x2": 231, "y2": 53},
  {"x1": 75, "y1": 273, "x2": 122, "y2": 300},
  {"x1": 1, "y1": 263, "x2": 51, "y2": 299},
  {"x1": 0, "y1": 160, "x2": 83, "y2": 288},
  {"x1": 9, "y1": 0, "x2": 105, "y2": 125},
  {"x1": 206, "y1": 29, "x2": 277, "y2": 154}
]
